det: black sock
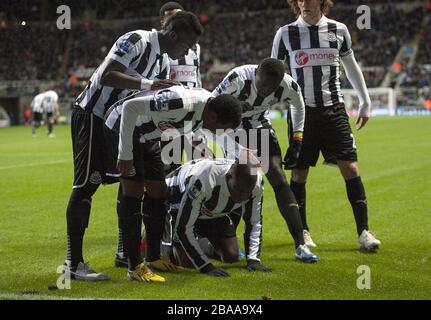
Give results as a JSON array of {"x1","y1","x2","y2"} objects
[
  {"x1": 48, "y1": 122, "x2": 53, "y2": 135},
  {"x1": 66, "y1": 228, "x2": 85, "y2": 268},
  {"x1": 274, "y1": 183, "x2": 305, "y2": 247},
  {"x1": 116, "y1": 186, "x2": 126, "y2": 257},
  {"x1": 346, "y1": 176, "x2": 369, "y2": 236},
  {"x1": 142, "y1": 197, "x2": 167, "y2": 262},
  {"x1": 66, "y1": 190, "x2": 93, "y2": 268},
  {"x1": 118, "y1": 196, "x2": 143, "y2": 270},
  {"x1": 290, "y1": 180, "x2": 308, "y2": 231}
]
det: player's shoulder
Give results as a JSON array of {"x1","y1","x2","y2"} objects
[
  {"x1": 232, "y1": 64, "x2": 257, "y2": 80},
  {"x1": 45, "y1": 90, "x2": 58, "y2": 98},
  {"x1": 189, "y1": 159, "x2": 226, "y2": 190},
  {"x1": 326, "y1": 17, "x2": 349, "y2": 32},
  {"x1": 191, "y1": 43, "x2": 200, "y2": 55},
  {"x1": 277, "y1": 19, "x2": 300, "y2": 33},
  {"x1": 35, "y1": 92, "x2": 45, "y2": 100},
  {"x1": 116, "y1": 30, "x2": 152, "y2": 49},
  {"x1": 163, "y1": 86, "x2": 211, "y2": 102},
  {"x1": 281, "y1": 73, "x2": 300, "y2": 90}
]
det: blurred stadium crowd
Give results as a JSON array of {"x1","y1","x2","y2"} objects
[{"x1": 0, "y1": 0, "x2": 430, "y2": 111}]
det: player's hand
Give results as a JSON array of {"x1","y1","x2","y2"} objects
[
  {"x1": 151, "y1": 79, "x2": 181, "y2": 90},
  {"x1": 283, "y1": 140, "x2": 302, "y2": 170},
  {"x1": 117, "y1": 159, "x2": 135, "y2": 176},
  {"x1": 239, "y1": 148, "x2": 261, "y2": 168},
  {"x1": 246, "y1": 259, "x2": 272, "y2": 272},
  {"x1": 356, "y1": 116, "x2": 369, "y2": 130},
  {"x1": 201, "y1": 263, "x2": 230, "y2": 277}
]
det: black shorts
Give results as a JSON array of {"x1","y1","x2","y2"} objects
[
  {"x1": 33, "y1": 112, "x2": 42, "y2": 123},
  {"x1": 195, "y1": 212, "x2": 241, "y2": 239},
  {"x1": 104, "y1": 125, "x2": 165, "y2": 182},
  {"x1": 234, "y1": 123, "x2": 282, "y2": 158},
  {"x1": 46, "y1": 112, "x2": 53, "y2": 119},
  {"x1": 70, "y1": 107, "x2": 115, "y2": 188},
  {"x1": 163, "y1": 210, "x2": 241, "y2": 246},
  {"x1": 297, "y1": 103, "x2": 358, "y2": 169}
]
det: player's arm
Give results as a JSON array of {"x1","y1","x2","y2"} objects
[
  {"x1": 100, "y1": 34, "x2": 178, "y2": 91},
  {"x1": 283, "y1": 77, "x2": 305, "y2": 169},
  {"x1": 116, "y1": 95, "x2": 155, "y2": 174},
  {"x1": 243, "y1": 179, "x2": 271, "y2": 272},
  {"x1": 271, "y1": 27, "x2": 288, "y2": 62},
  {"x1": 175, "y1": 180, "x2": 230, "y2": 277},
  {"x1": 212, "y1": 70, "x2": 241, "y2": 97},
  {"x1": 155, "y1": 54, "x2": 170, "y2": 80},
  {"x1": 101, "y1": 60, "x2": 143, "y2": 89},
  {"x1": 339, "y1": 25, "x2": 371, "y2": 130}
]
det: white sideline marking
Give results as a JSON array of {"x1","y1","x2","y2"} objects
[
  {"x1": 0, "y1": 293, "x2": 123, "y2": 300},
  {"x1": 0, "y1": 160, "x2": 69, "y2": 171}
]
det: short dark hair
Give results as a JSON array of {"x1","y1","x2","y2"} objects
[
  {"x1": 231, "y1": 161, "x2": 258, "y2": 191},
  {"x1": 258, "y1": 58, "x2": 285, "y2": 83},
  {"x1": 159, "y1": 2, "x2": 184, "y2": 19},
  {"x1": 207, "y1": 94, "x2": 242, "y2": 129},
  {"x1": 166, "y1": 11, "x2": 203, "y2": 37}
]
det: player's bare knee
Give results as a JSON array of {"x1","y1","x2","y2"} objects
[
  {"x1": 266, "y1": 165, "x2": 286, "y2": 188},
  {"x1": 338, "y1": 161, "x2": 359, "y2": 180},
  {"x1": 145, "y1": 181, "x2": 167, "y2": 199},
  {"x1": 291, "y1": 168, "x2": 308, "y2": 183}
]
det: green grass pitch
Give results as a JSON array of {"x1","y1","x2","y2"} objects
[{"x1": 0, "y1": 116, "x2": 430, "y2": 300}]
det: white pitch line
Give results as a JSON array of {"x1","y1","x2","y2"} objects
[
  {"x1": 0, "y1": 159, "x2": 70, "y2": 171},
  {"x1": 0, "y1": 293, "x2": 125, "y2": 300}
]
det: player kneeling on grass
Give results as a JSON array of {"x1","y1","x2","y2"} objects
[
  {"x1": 104, "y1": 86, "x2": 242, "y2": 282},
  {"x1": 164, "y1": 158, "x2": 270, "y2": 277}
]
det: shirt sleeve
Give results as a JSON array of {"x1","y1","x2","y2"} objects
[
  {"x1": 242, "y1": 177, "x2": 264, "y2": 262},
  {"x1": 340, "y1": 53, "x2": 371, "y2": 117},
  {"x1": 212, "y1": 69, "x2": 242, "y2": 97},
  {"x1": 108, "y1": 32, "x2": 143, "y2": 69},
  {"x1": 271, "y1": 27, "x2": 288, "y2": 62},
  {"x1": 118, "y1": 94, "x2": 154, "y2": 160},
  {"x1": 156, "y1": 54, "x2": 170, "y2": 80},
  {"x1": 283, "y1": 76, "x2": 305, "y2": 134},
  {"x1": 340, "y1": 24, "x2": 353, "y2": 57},
  {"x1": 174, "y1": 178, "x2": 211, "y2": 270}
]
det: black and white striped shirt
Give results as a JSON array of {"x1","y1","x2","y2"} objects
[
  {"x1": 166, "y1": 158, "x2": 264, "y2": 270},
  {"x1": 42, "y1": 90, "x2": 58, "y2": 113},
  {"x1": 75, "y1": 29, "x2": 169, "y2": 119},
  {"x1": 272, "y1": 15, "x2": 353, "y2": 107},
  {"x1": 31, "y1": 93, "x2": 45, "y2": 113},
  {"x1": 104, "y1": 86, "x2": 213, "y2": 161},
  {"x1": 169, "y1": 44, "x2": 201, "y2": 88},
  {"x1": 212, "y1": 64, "x2": 305, "y2": 132}
]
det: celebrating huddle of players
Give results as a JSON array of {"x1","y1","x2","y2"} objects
[{"x1": 62, "y1": 0, "x2": 381, "y2": 283}]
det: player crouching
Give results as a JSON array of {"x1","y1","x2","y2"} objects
[{"x1": 163, "y1": 158, "x2": 271, "y2": 276}]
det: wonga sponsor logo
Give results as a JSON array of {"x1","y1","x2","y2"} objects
[
  {"x1": 295, "y1": 51, "x2": 309, "y2": 66},
  {"x1": 169, "y1": 68, "x2": 177, "y2": 80},
  {"x1": 294, "y1": 49, "x2": 338, "y2": 67}
]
